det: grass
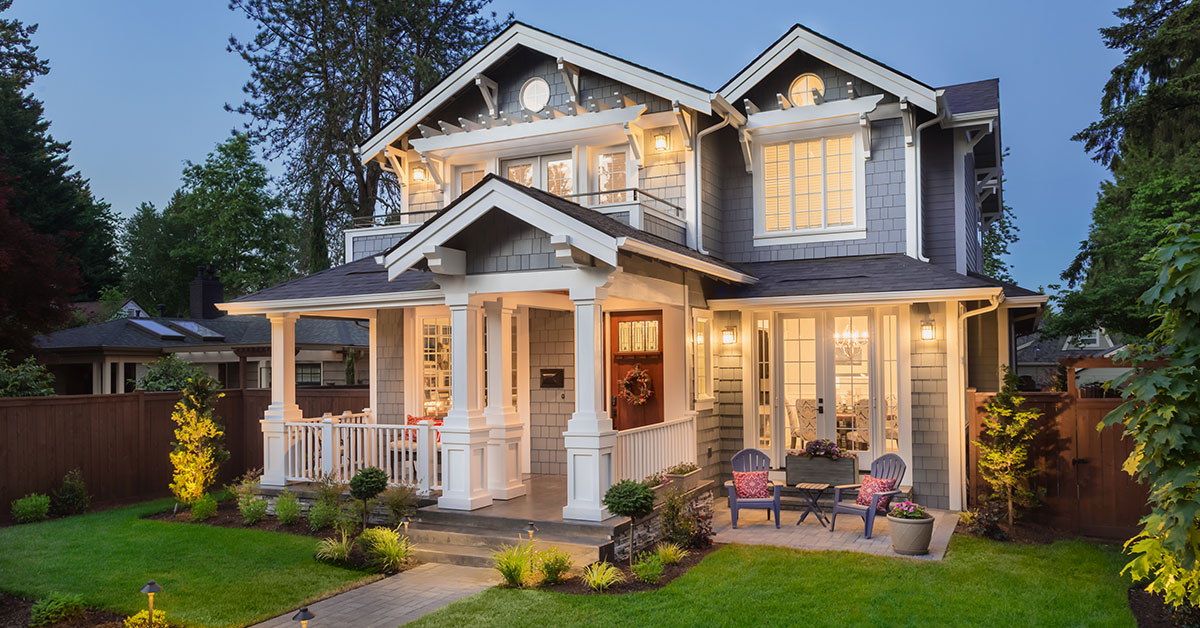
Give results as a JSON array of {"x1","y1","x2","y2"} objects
[
  {"x1": 0, "y1": 500, "x2": 374, "y2": 627},
  {"x1": 411, "y1": 536, "x2": 1135, "y2": 628}
]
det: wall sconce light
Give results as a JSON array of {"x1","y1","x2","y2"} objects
[
  {"x1": 921, "y1": 319, "x2": 936, "y2": 341},
  {"x1": 411, "y1": 166, "x2": 427, "y2": 182},
  {"x1": 654, "y1": 133, "x2": 669, "y2": 152},
  {"x1": 722, "y1": 327, "x2": 737, "y2": 345}
]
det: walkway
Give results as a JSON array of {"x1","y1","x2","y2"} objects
[
  {"x1": 251, "y1": 563, "x2": 496, "y2": 628},
  {"x1": 711, "y1": 501, "x2": 957, "y2": 561}
]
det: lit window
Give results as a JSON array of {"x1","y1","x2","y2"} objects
[
  {"x1": 694, "y1": 316, "x2": 712, "y2": 401},
  {"x1": 421, "y1": 317, "x2": 452, "y2": 418},
  {"x1": 788, "y1": 73, "x2": 824, "y2": 107},
  {"x1": 545, "y1": 156, "x2": 573, "y2": 196},
  {"x1": 459, "y1": 168, "x2": 484, "y2": 195},
  {"x1": 519, "y1": 77, "x2": 551, "y2": 112},
  {"x1": 596, "y1": 151, "x2": 627, "y2": 204},
  {"x1": 763, "y1": 135, "x2": 857, "y2": 233},
  {"x1": 506, "y1": 163, "x2": 533, "y2": 187},
  {"x1": 296, "y1": 363, "x2": 322, "y2": 385}
]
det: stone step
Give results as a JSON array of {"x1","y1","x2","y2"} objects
[
  {"x1": 409, "y1": 534, "x2": 604, "y2": 568},
  {"x1": 405, "y1": 523, "x2": 605, "y2": 555},
  {"x1": 414, "y1": 506, "x2": 620, "y2": 543}
]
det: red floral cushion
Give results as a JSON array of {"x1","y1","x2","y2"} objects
[
  {"x1": 732, "y1": 470, "x2": 771, "y2": 499},
  {"x1": 855, "y1": 475, "x2": 898, "y2": 512},
  {"x1": 405, "y1": 414, "x2": 443, "y2": 443}
]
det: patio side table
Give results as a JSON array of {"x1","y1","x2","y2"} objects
[{"x1": 794, "y1": 482, "x2": 831, "y2": 527}]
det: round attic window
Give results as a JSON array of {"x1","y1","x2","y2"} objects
[
  {"x1": 519, "y1": 77, "x2": 551, "y2": 112},
  {"x1": 788, "y1": 73, "x2": 825, "y2": 107}
]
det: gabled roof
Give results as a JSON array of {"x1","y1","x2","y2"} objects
[
  {"x1": 940, "y1": 79, "x2": 1000, "y2": 116},
  {"x1": 358, "y1": 21, "x2": 712, "y2": 164},
  {"x1": 381, "y1": 174, "x2": 754, "y2": 283},
  {"x1": 36, "y1": 316, "x2": 368, "y2": 351},
  {"x1": 719, "y1": 24, "x2": 938, "y2": 114}
]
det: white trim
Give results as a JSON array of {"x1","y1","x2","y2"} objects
[
  {"x1": 360, "y1": 24, "x2": 711, "y2": 163},
  {"x1": 410, "y1": 105, "x2": 646, "y2": 156},
  {"x1": 719, "y1": 25, "x2": 937, "y2": 114},
  {"x1": 946, "y1": 298, "x2": 965, "y2": 511},
  {"x1": 220, "y1": 290, "x2": 445, "y2": 316},
  {"x1": 615, "y1": 237, "x2": 756, "y2": 284},
  {"x1": 897, "y1": 304, "x2": 913, "y2": 483},
  {"x1": 708, "y1": 287, "x2": 1003, "y2": 310},
  {"x1": 744, "y1": 94, "x2": 885, "y2": 131},
  {"x1": 740, "y1": 310, "x2": 757, "y2": 452},
  {"x1": 691, "y1": 309, "x2": 714, "y2": 410},
  {"x1": 953, "y1": 130, "x2": 967, "y2": 274}
]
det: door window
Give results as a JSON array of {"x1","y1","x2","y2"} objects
[
  {"x1": 832, "y1": 315, "x2": 871, "y2": 453},
  {"x1": 780, "y1": 316, "x2": 819, "y2": 452}
]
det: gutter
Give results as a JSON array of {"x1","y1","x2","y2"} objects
[
  {"x1": 910, "y1": 107, "x2": 946, "y2": 263},
  {"x1": 691, "y1": 95, "x2": 745, "y2": 255}
]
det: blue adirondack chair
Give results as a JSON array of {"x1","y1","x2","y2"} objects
[
  {"x1": 724, "y1": 448, "x2": 781, "y2": 529},
  {"x1": 829, "y1": 453, "x2": 906, "y2": 539}
]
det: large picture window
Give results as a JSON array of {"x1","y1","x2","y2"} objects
[{"x1": 763, "y1": 135, "x2": 857, "y2": 234}]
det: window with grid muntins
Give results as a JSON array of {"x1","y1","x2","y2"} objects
[{"x1": 763, "y1": 135, "x2": 856, "y2": 233}]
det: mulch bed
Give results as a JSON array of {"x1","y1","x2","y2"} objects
[
  {"x1": 536, "y1": 543, "x2": 721, "y2": 595},
  {"x1": 145, "y1": 500, "x2": 330, "y2": 539},
  {"x1": 0, "y1": 593, "x2": 124, "y2": 628},
  {"x1": 1127, "y1": 588, "x2": 1200, "y2": 628},
  {"x1": 955, "y1": 520, "x2": 1113, "y2": 546}
]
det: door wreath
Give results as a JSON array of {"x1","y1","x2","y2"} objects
[{"x1": 617, "y1": 364, "x2": 654, "y2": 406}]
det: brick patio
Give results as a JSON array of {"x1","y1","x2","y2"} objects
[{"x1": 711, "y1": 501, "x2": 957, "y2": 561}]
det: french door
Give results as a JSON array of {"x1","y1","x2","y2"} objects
[{"x1": 501, "y1": 153, "x2": 573, "y2": 196}]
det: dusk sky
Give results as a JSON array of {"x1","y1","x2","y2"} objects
[{"x1": 11, "y1": 0, "x2": 1123, "y2": 292}]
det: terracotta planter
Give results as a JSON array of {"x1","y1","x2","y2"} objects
[
  {"x1": 887, "y1": 514, "x2": 934, "y2": 556},
  {"x1": 785, "y1": 455, "x2": 857, "y2": 486},
  {"x1": 664, "y1": 468, "x2": 701, "y2": 493}
]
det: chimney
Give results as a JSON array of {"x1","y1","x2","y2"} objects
[
  {"x1": 156, "y1": 304, "x2": 167, "y2": 317},
  {"x1": 189, "y1": 265, "x2": 225, "y2": 319}
]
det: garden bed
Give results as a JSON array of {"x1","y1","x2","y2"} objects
[
  {"x1": 0, "y1": 593, "x2": 124, "y2": 628},
  {"x1": 538, "y1": 543, "x2": 720, "y2": 595},
  {"x1": 144, "y1": 499, "x2": 329, "y2": 539}
]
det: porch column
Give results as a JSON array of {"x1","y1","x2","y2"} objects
[
  {"x1": 485, "y1": 300, "x2": 526, "y2": 499},
  {"x1": 262, "y1": 312, "x2": 301, "y2": 488},
  {"x1": 438, "y1": 295, "x2": 493, "y2": 510},
  {"x1": 562, "y1": 292, "x2": 617, "y2": 521}
]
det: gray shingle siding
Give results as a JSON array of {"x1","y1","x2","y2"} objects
[
  {"x1": 711, "y1": 310, "x2": 745, "y2": 485},
  {"x1": 376, "y1": 308, "x2": 405, "y2": 424},
  {"x1": 529, "y1": 308, "x2": 572, "y2": 475},
  {"x1": 642, "y1": 214, "x2": 685, "y2": 245},
  {"x1": 699, "y1": 124, "x2": 724, "y2": 257},
  {"x1": 911, "y1": 302, "x2": 950, "y2": 509},
  {"x1": 967, "y1": 307, "x2": 1000, "y2": 393},
  {"x1": 740, "y1": 53, "x2": 885, "y2": 115},
  {"x1": 921, "y1": 128, "x2": 956, "y2": 269},
  {"x1": 964, "y1": 152, "x2": 981, "y2": 273},
  {"x1": 445, "y1": 209, "x2": 559, "y2": 273},
  {"x1": 640, "y1": 125, "x2": 687, "y2": 212},
  {"x1": 350, "y1": 233, "x2": 405, "y2": 262}
]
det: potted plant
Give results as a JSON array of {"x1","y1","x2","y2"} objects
[
  {"x1": 664, "y1": 462, "x2": 701, "y2": 493},
  {"x1": 887, "y1": 501, "x2": 934, "y2": 556},
  {"x1": 785, "y1": 439, "x2": 858, "y2": 486},
  {"x1": 643, "y1": 471, "x2": 674, "y2": 500}
]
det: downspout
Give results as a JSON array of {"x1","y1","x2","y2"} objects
[
  {"x1": 911, "y1": 109, "x2": 946, "y2": 263},
  {"x1": 692, "y1": 103, "x2": 737, "y2": 255},
  {"x1": 953, "y1": 291, "x2": 1004, "y2": 508}
]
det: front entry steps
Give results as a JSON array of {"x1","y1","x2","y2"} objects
[{"x1": 405, "y1": 522, "x2": 606, "y2": 568}]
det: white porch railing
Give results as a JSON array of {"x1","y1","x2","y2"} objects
[
  {"x1": 615, "y1": 415, "x2": 697, "y2": 482},
  {"x1": 283, "y1": 418, "x2": 441, "y2": 494}
]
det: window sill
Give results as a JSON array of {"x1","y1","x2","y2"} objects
[
  {"x1": 694, "y1": 396, "x2": 715, "y2": 412},
  {"x1": 754, "y1": 228, "x2": 867, "y2": 246}
]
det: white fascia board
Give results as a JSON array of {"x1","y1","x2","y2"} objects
[
  {"x1": 744, "y1": 94, "x2": 885, "y2": 132},
  {"x1": 381, "y1": 179, "x2": 620, "y2": 278},
  {"x1": 1004, "y1": 294, "x2": 1049, "y2": 306},
  {"x1": 720, "y1": 26, "x2": 937, "y2": 115},
  {"x1": 217, "y1": 290, "x2": 445, "y2": 316},
  {"x1": 410, "y1": 105, "x2": 645, "y2": 154},
  {"x1": 707, "y1": 286, "x2": 1002, "y2": 310},
  {"x1": 359, "y1": 24, "x2": 710, "y2": 163},
  {"x1": 943, "y1": 109, "x2": 999, "y2": 128},
  {"x1": 615, "y1": 237, "x2": 757, "y2": 284}
]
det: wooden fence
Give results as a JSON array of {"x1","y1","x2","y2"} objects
[
  {"x1": 0, "y1": 388, "x2": 368, "y2": 520},
  {"x1": 967, "y1": 389, "x2": 1149, "y2": 539}
]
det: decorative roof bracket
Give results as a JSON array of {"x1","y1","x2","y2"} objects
[
  {"x1": 422, "y1": 245, "x2": 465, "y2": 275},
  {"x1": 672, "y1": 101, "x2": 694, "y2": 150},
  {"x1": 550, "y1": 235, "x2": 593, "y2": 268},
  {"x1": 739, "y1": 127, "x2": 753, "y2": 173},
  {"x1": 900, "y1": 97, "x2": 915, "y2": 147},
  {"x1": 859, "y1": 113, "x2": 872, "y2": 161},
  {"x1": 557, "y1": 58, "x2": 580, "y2": 103},
  {"x1": 475, "y1": 74, "x2": 499, "y2": 118}
]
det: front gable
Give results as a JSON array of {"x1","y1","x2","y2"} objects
[{"x1": 444, "y1": 209, "x2": 559, "y2": 274}]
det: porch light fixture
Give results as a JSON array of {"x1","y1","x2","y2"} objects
[
  {"x1": 140, "y1": 580, "x2": 161, "y2": 628},
  {"x1": 412, "y1": 166, "x2": 427, "y2": 182},
  {"x1": 722, "y1": 327, "x2": 737, "y2": 345},
  {"x1": 292, "y1": 607, "x2": 315, "y2": 628},
  {"x1": 654, "y1": 132, "x2": 669, "y2": 152},
  {"x1": 921, "y1": 319, "x2": 936, "y2": 341},
  {"x1": 525, "y1": 521, "x2": 538, "y2": 542}
]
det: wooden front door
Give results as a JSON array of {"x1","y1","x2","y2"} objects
[{"x1": 608, "y1": 311, "x2": 664, "y2": 431}]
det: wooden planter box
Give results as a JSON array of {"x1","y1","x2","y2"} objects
[
  {"x1": 785, "y1": 455, "x2": 857, "y2": 487},
  {"x1": 664, "y1": 468, "x2": 702, "y2": 493}
]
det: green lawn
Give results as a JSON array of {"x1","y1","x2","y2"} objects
[
  {"x1": 411, "y1": 537, "x2": 1135, "y2": 628},
  {"x1": 0, "y1": 500, "x2": 374, "y2": 628}
]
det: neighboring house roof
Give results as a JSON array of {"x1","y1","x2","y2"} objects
[
  {"x1": 358, "y1": 21, "x2": 712, "y2": 163},
  {"x1": 36, "y1": 316, "x2": 368, "y2": 352},
  {"x1": 709, "y1": 255, "x2": 1043, "y2": 301},
  {"x1": 73, "y1": 298, "x2": 150, "y2": 321},
  {"x1": 1015, "y1": 332, "x2": 1120, "y2": 366},
  {"x1": 940, "y1": 79, "x2": 999, "y2": 116}
]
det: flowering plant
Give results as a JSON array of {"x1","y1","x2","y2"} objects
[
  {"x1": 643, "y1": 471, "x2": 669, "y2": 486},
  {"x1": 799, "y1": 439, "x2": 850, "y2": 460},
  {"x1": 888, "y1": 501, "x2": 929, "y2": 520}
]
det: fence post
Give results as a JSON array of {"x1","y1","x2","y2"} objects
[
  {"x1": 417, "y1": 420, "x2": 432, "y2": 495},
  {"x1": 320, "y1": 417, "x2": 334, "y2": 477}
]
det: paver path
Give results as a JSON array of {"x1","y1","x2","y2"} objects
[{"x1": 252, "y1": 563, "x2": 496, "y2": 628}]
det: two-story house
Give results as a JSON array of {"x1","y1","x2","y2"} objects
[{"x1": 222, "y1": 22, "x2": 1045, "y2": 520}]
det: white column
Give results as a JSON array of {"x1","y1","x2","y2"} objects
[
  {"x1": 437, "y1": 295, "x2": 493, "y2": 510},
  {"x1": 562, "y1": 292, "x2": 617, "y2": 521},
  {"x1": 100, "y1": 358, "x2": 112, "y2": 395},
  {"x1": 262, "y1": 312, "x2": 301, "y2": 488},
  {"x1": 485, "y1": 300, "x2": 525, "y2": 499},
  {"x1": 945, "y1": 300, "x2": 965, "y2": 511}
]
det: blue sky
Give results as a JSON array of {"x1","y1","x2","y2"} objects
[{"x1": 12, "y1": 0, "x2": 1122, "y2": 291}]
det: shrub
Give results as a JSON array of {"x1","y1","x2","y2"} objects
[
  {"x1": 381, "y1": 485, "x2": 417, "y2": 524},
  {"x1": 124, "y1": 609, "x2": 170, "y2": 628},
  {"x1": 29, "y1": 592, "x2": 84, "y2": 626},
  {"x1": 537, "y1": 546, "x2": 574, "y2": 585},
  {"x1": 314, "y1": 473, "x2": 343, "y2": 506},
  {"x1": 11, "y1": 493, "x2": 50, "y2": 523},
  {"x1": 307, "y1": 501, "x2": 338, "y2": 531},
  {"x1": 315, "y1": 533, "x2": 353, "y2": 564},
  {"x1": 974, "y1": 366, "x2": 1043, "y2": 532},
  {"x1": 660, "y1": 489, "x2": 712, "y2": 549},
  {"x1": 334, "y1": 504, "x2": 360, "y2": 537},
  {"x1": 632, "y1": 552, "x2": 664, "y2": 585},
  {"x1": 50, "y1": 468, "x2": 90, "y2": 517},
  {"x1": 581, "y1": 561, "x2": 624, "y2": 592},
  {"x1": 274, "y1": 490, "x2": 301, "y2": 525},
  {"x1": 492, "y1": 544, "x2": 536, "y2": 588},
  {"x1": 358, "y1": 526, "x2": 411, "y2": 573},
  {"x1": 350, "y1": 466, "x2": 388, "y2": 527},
  {"x1": 189, "y1": 493, "x2": 217, "y2": 522},
  {"x1": 959, "y1": 502, "x2": 1007, "y2": 540},
  {"x1": 654, "y1": 542, "x2": 689, "y2": 565},
  {"x1": 602, "y1": 479, "x2": 656, "y2": 566},
  {"x1": 0, "y1": 350, "x2": 55, "y2": 397},
  {"x1": 239, "y1": 497, "x2": 268, "y2": 525},
  {"x1": 136, "y1": 354, "x2": 207, "y2": 392},
  {"x1": 168, "y1": 375, "x2": 229, "y2": 505}
]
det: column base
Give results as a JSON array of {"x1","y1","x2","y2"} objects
[
  {"x1": 562, "y1": 429, "x2": 617, "y2": 522},
  {"x1": 437, "y1": 421, "x2": 493, "y2": 511},
  {"x1": 260, "y1": 404, "x2": 300, "y2": 488},
  {"x1": 486, "y1": 411, "x2": 526, "y2": 500}
]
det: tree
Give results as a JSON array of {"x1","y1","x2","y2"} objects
[
  {"x1": 0, "y1": 350, "x2": 54, "y2": 397},
  {"x1": 0, "y1": 4, "x2": 120, "y2": 298},
  {"x1": 168, "y1": 375, "x2": 228, "y2": 505},
  {"x1": 973, "y1": 367, "x2": 1043, "y2": 533},
  {"x1": 1051, "y1": 1, "x2": 1200, "y2": 339},
  {"x1": 602, "y1": 479, "x2": 656, "y2": 566},
  {"x1": 120, "y1": 135, "x2": 299, "y2": 315},
  {"x1": 1105, "y1": 224, "x2": 1200, "y2": 610},
  {"x1": 136, "y1": 355, "x2": 208, "y2": 392},
  {"x1": 982, "y1": 204, "x2": 1019, "y2": 283},
  {"x1": 227, "y1": 0, "x2": 509, "y2": 267}
]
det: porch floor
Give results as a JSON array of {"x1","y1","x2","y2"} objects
[
  {"x1": 711, "y1": 501, "x2": 957, "y2": 561},
  {"x1": 419, "y1": 474, "x2": 623, "y2": 527}
]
